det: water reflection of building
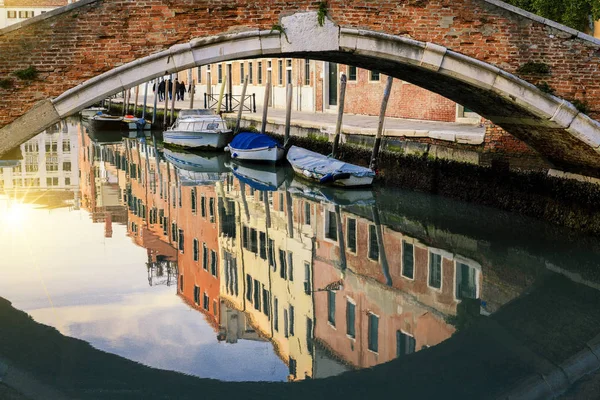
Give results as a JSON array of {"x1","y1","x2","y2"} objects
[
  {"x1": 85, "y1": 133, "x2": 485, "y2": 382},
  {"x1": 0, "y1": 120, "x2": 80, "y2": 208},
  {"x1": 218, "y1": 176, "x2": 315, "y2": 381},
  {"x1": 78, "y1": 127, "x2": 126, "y2": 226}
]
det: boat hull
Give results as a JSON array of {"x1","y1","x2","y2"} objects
[
  {"x1": 163, "y1": 130, "x2": 232, "y2": 150},
  {"x1": 88, "y1": 117, "x2": 123, "y2": 131},
  {"x1": 80, "y1": 107, "x2": 107, "y2": 119},
  {"x1": 227, "y1": 145, "x2": 285, "y2": 162}
]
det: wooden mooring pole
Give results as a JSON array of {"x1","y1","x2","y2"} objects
[
  {"x1": 216, "y1": 74, "x2": 227, "y2": 114},
  {"x1": 189, "y1": 80, "x2": 195, "y2": 110},
  {"x1": 169, "y1": 76, "x2": 176, "y2": 126},
  {"x1": 331, "y1": 72, "x2": 347, "y2": 158},
  {"x1": 235, "y1": 75, "x2": 249, "y2": 134},
  {"x1": 152, "y1": 80, "x2": 158, "y2": 124},
  {"x1": 369, "y1": 75, "x2": 393, "y2": 171},
  {"x1": 163, "y1": 77, "x2": 169, "y2": 128},
  {"x1": 133, "y1": 85, "x2": 139, "y2": 116},
  {"x1": 261, "y1": 74, "x2": 271, "y2": 134},
  {"x1": 284, "y1": 83, "x2": 293, "y2": 148}
]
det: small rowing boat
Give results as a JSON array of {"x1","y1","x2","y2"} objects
[{"x1": 286, "y1": 146, "x2": 375, "y2": 187}]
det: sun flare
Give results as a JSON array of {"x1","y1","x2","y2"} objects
[{"x1": 0, "y1": 199, "x2": 32, "y2": 230}]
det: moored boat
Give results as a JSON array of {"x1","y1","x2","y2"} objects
[
  {"x1": 225, "y1": 131, "x2": 284, "y2": 163},
  {"x1": 123, "y1": 115, "x2": 151, "y2": 130},
  {"x1": 163, "y1": 114, "x2": 232, "y2": 150},
  {"x1": 87, "y1": 114, "x2": 124, "y2": 131},
  {"x1": 286, "y1": 145, "x2": 375, "y2": 187},
  {"x1": 80, "y1": 107, "x2": 108, "y2": 119}
]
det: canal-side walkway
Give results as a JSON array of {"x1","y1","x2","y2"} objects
[{"x1": 114, "y1": 94, "x2": 486, "y2": 145}]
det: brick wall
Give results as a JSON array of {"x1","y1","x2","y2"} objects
[{"x1": 0, "y1": 0, "x2": 599, "y2": 163}]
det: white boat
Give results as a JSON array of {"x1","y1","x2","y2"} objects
[
  {"x1": 286, "y1": 145, "x2": 375, "y2": 187},
  {"x1": 163, "y1": 148, "x2": 228, "y2": 185},
  {"x1": 163, "y1": 115, "x2": 232, "y2": 150},
  {"x1": 80, "y1": 107, "x2": 107, "y2": 119},
  {"x1": 225, "y1": 131, "x2": 285, "y2": 163}
]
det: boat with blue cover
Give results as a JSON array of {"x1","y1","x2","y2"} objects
[
  {"x1": 286, "y1": 145, "x2": 375, "y2": 187},
  {"x1": 225, "y1": 131, "x2": 285, "y2": 162},
  {"x1": 226, "y1": 160, "x2": 288, "y2": 191}
]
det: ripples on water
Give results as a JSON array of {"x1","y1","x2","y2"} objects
[{"x1": 0, "y1": 119, "x2": 599, "y2": 386}]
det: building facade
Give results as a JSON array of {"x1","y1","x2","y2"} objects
[
  {"x1": 180, "y1": 59, "x2": 480, "y2": 124},
  {"x1": 0, "y1": 0, "x2": 70, "y2": 29}
]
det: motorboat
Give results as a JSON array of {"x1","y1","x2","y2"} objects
[
  {"x1": 163, "y1": 148, "x2": 228, "y2": 185},
  {"x1": 163, "y1": 114, "x2": 232, "y2": 150},
  {"x1": 286, "y1": 145, "x2": 375, "y2": 187},
  {"x1": 225, "y1": 131, "x2": 284, "y2": 163}
]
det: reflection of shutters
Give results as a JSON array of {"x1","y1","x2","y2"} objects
[
  {"x1": 346, "y1": 301, "x2": 356, "y2": 338},
  {"x1": 368, "y1": 314, "x2": 379, "y2": 352},
  {"x1": 396, "y1": 331, "x2": 416, "y2": 357}
]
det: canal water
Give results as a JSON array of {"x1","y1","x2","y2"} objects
[{"x1": 1, "y1": 119, "x2": 600, "y2": 396}]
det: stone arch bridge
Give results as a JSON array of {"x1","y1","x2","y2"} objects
[{"x1": 1, "y1": 0, "x2": 600, "y2": 175}]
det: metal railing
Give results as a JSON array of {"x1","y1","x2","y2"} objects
[{"x1": 203, "y1": 93, "x2": 256, "y2": 113}]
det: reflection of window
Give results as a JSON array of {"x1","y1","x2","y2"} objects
[
  {"x1": 248, "y1": 62, "x2": 253, "y2": 84},
  {"x1": 193, "y1": 238, "x2": 199, "y2": 261},
  {"x1": 201, "y1": 195, "x2": 206, "y2": 217},
  {"x1": 259, "y1": 232, "x2": 267, "y2": 260},
  {"x1": 240, "y1": 63, "x2": 245, "y2": 83},
  {"x1": 429, "y1": 252, "x2": 442, "y2": 289},
  {"x1": 279, "y1": 249, "x2": 287, "y2": 279},
  {"x1": 210, "y1": 250, "x2": 217, "y2": 276},
  {"x1": 347, "y1": 218, "x2": 357, "y2": 253},
  {"x1": 62, "y1": 161, "x2": 71, "y2": 171},
  {"x1": 370, "y1": 70, "x2": 380, "y2": 81},
  {"x1": 346, "y1": 300, "x2": 356, "y2": 338},
  {"x1": 191, "y1": 188, "x2": 197, "y2": 214},
  {"x1": 327, "y1": 290, "x2": 336, "y2": 326},
  {"x1": 65, "y1": 178, "x2": 70, "y2": 186},
  {"x1": 179, "y1": 275, "x2": 184, "y2": 292},
  {"x1": 396, "y1": 330, "x2": 415, "y2": 357},
  {"x1": 253, "y1": 279, "x2": 261, "y2": 310},
  {"x1": 217, "y1": 64, "x2": 223, "y2": 83},
  {"x1": 456, "y1": 262, "x2": 477, "y2": 300},
  {"x1": 62, "y1": 140, "x2": 70, "y2": 152},
  {"x1": 348, "y1": 66, "x2": 357, "y2": 81},
  {"x1": 46, "y1": 162, "x2": 58, "y2": 172},
  {"x1": 304, "y1": 202, "x2": 311, "y2": 225},
  {"x1": 7, "y1": 11, "x2": 17, "y2": 19},
  {"x1": 194, "y1": 285, "x2": 200, "y2": 304},
  {"x1": 178, "y1": 229, "x2": 184, "y2": 252},
  {"x1": 209, "y1": 197, "x2": 215, "y2": 222},
  {"x1": 274, "y1": 297, "x2": 279, "y2": 331},
  {"x1": 289, "y1": 304, "x2": 295, "y2": 336},
  {"x1": 278, "y1": 60, "x2": 283, "y2": 86},
  {"x1": 246, "y1": 274, "x2": 253, "y2": 302},
  {"x1": 202, "y1": 243, "x2": 208, "y2": 270},
  {"x1": 368, "y1": 313, "x2": 379, "y2": 352},
  {"x1": 325, "y1": 210, "x2": 337, "y2": 241},
  {"x1": 368, "y1": 225, "x2": 379, "y2": 261},
  {"x1": 304, "y1": 262, "x2": 311, "y2": 295},
  {"x1": 203, "y1": 293, "x2": 209, "y2": 310},
  {"x1": 402, "y1": 241, "x2": 414, "y2": 279}
]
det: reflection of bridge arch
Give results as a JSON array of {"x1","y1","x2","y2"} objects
[{"x1": 2, "y1": 8, "x2": 600, "y2": 174}]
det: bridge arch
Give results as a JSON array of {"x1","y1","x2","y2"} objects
[{"x1": 2, "y1": 10, "x2": 600, "y2": 174}]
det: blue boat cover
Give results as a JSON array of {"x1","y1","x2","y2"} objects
[
  {"x1": 286, "y1": 146, "x2": 375, "y2": 178},
  {"x1": 229, "y1": 132, "x2": 281, "y2": 150}
]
